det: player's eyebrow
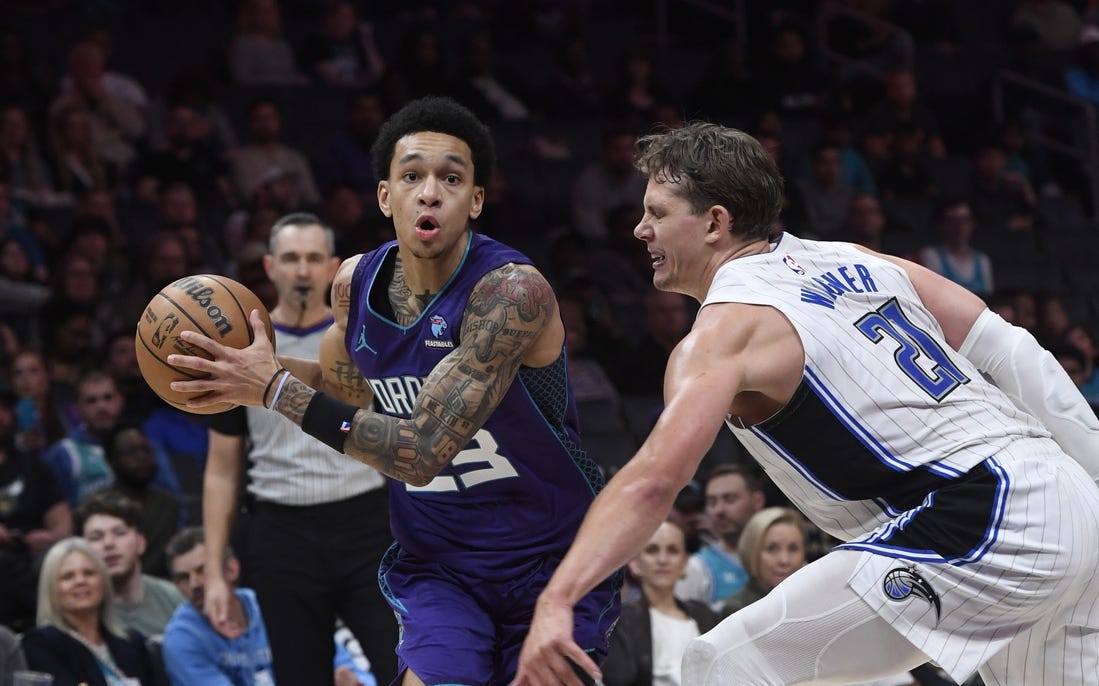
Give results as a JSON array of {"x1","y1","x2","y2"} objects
[{"x1": 397, "y1": 152, "x2": 470, "y2": 168}]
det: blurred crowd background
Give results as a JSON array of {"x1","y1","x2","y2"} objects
[{"x1": 2, "y1": 1, "x2": 1099, "y2": 677}]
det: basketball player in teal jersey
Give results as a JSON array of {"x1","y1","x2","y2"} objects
[{"x1": 165, "y1": 97, "x2": 620, "y2": 685}]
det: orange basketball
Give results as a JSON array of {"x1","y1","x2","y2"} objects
[{"x1": 135, "y1": 274, "x2": 275, "y2": 415}]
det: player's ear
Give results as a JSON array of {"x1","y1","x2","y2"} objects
[
  {"x1": 704, "y1": 204, "x2": 730, "y2": 244},
  {"x1": 377, "y1": 180, "x2": 392, "y2": 218},
  {"x1": 469, "y1": 185, "x2": 485, "y2": 220},
  {"x1": 262, "y1": 253, "x2": 275, "y2": 281}
]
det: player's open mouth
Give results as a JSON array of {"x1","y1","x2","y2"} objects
[
  {"x1": 650, "y1": 253, "x2": 666, "y2": 268},
  {"x1": 417, "y1": 218, "x2": 440, "y2": 239}
]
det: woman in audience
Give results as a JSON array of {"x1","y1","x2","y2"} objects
[
  {"x1": 21, "y1": 537, "x2": 156, "y2": 685},
  {"x1": 603, "y1": 520, "x2": 719, "y2": 686},
  {"x1": 720, "y1": 507, "x2": 808, "y2": 616}
]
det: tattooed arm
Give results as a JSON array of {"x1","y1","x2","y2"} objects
[
  {"x1": 272, "y1": 262, "x2": 560, "y2": 486},
  {"x1": 268, "y1": 257, "x2": 373, "y2": 407}
]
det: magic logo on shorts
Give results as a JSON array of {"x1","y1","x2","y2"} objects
[{"x1": 883, "y1": 566, "x2": 941, "y2": 623}]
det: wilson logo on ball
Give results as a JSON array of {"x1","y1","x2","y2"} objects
[{"x1": 170, "y1": 276, "x2": 235, "y2": 336}]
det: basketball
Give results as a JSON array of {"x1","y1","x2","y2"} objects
[{"x1": 135, "y1": 274, "x2": 275, "y2": 415}]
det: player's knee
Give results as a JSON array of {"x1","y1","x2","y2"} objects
[
  {"x1": 682, "y1": 636, "x2": 720, "y2": 685},
  {"x1": 682, "y1": 626, "x2": 786, "y2": 686}
]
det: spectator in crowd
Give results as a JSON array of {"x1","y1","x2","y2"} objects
[
  {"x1": 837, "y1": 193, "x2": 904, "y2": 256},
  {"x1": 152, "y1": 65, "x2": 238, "y2": 157},
  {"x1": 918, "y1": 198, "x2": 994, "y2": 295},
  {"x1": 228, "y1": 0, "x2": 303, "y2": 86},
  {"x1": 101, "y1": 230, "x2": 190, "y2": 339},
  {"x1": 162, "y1": 527, "x2": 275, "y2": 684},
  {"x1": 790, "y1": 142, "x2": 856, "y2": 239},
  {"x1": 230, "y1": 98, "x2": 321, "y2": 206},
  {"x1": 1052, "y1": 343, "x2": 1092, "y2": 392},
  {"x1": 379, "y1": 27, "x2": 450, "y2": 108},
  {"x1": 812, "y1": 116, "x2": 877, "y2": 196},
  {"x1": 100, "y1": 330, "x2": 150, "y2": 414},
  {"x1": 571, "y1": 126, "x2": 647, "y2": 242},
  {"x1": 612, "y1": 288, "x2": 692, "y2": 396},
  {"x1": 0, "y1": 623, "x2": 27, "y2": 682},
  {"x1": 49, "y1": 38, "x2": 145, "y2": 173},
  {"x1": 47, "y1": 105, "x2": 114, "y2": 195},
  {"x1": 757, "y1": 23, "x2": 826, "y2": 122},
  {"x1": 76, "y1": 489, "x2": 184, "y2": 638},
  {"x1": 1037, "y1": 292, "x2": 1073, "y2": 345},
  {"x1": 59, "y1": 28, "x2": 148, "y2": 112},
  {"x1": 719, "y1": 507, "x2": 809, "y2": 616},
  {"x1": 1012, "y1": 289, "x2": 1040, "y2": 332},
  {"x1": 690, "y1": 37, "x2": 758, "y2": 124},
  {"x1": 100, "y1": 421, "x2": 183, "y2": 576},
  {"x1": 0, "y1": 237, "x2": 50, "y2": 345},
  {"x1": 676, "y1": 464, "x2": 766, "y2": 610},
  {"x1": 1066, "y1": 322, "x2": 1099, "y2": 403},
  {"x1": 41, "y1": 370, "x2": 122, "y2": 506},
  {"x1": 453, "y1": 30, "x2": 533, "y2": 123},
  {"x1": 861, "y1": 69, "x2": 945, "y2": 159},
  {"x1": 0, "y1": 179, "x2": 49, "y2": 279},
  {"x1": 163, "y1": 527, "x2": 374, "y2": 686},
  {"x1": 316, "y1": 92, "x2": 386, "y2": 196},
  {"x1": 606, "y1": 45, "x2": 669, "y2": 125},
  {"x1": 877, "y1": 124, "x2": 937, "y2": 200},
  {"x1": 558, "y1": 292, "x2": 622, "y2": 408},
  {"x1": 968, "y1": 141, "x2": 1036, "y2": 232},
  {"x1": 134, "y1": 103, "x2": 232, "y2": 205},
  {"x1": 543, "y1": 35, "x2": 603, "y2": 120},
  {"x1": 0, "y1": 403, "x2": 71, "y2": 632},
  {"x1": 602, "y1": 520, "x2": 720, "y2": 686},
  {"x1": 0, "y1": 103, "x2": 55, "y2": 206},
  {"x1": 43, "y1": 371, "x2": 181, "y2": 506},
  {"x1": 39, "y1": 304, "x2": 98, "y2": 389},
  {"x1": 203, "y1": 213, "x2": 396, "y2": 684},
  {"x1": 21, "y1": 537, "x2": 156, "y2": 685},
  {"x1": 301, "y1": 0, "x2": 385, "y2": 88},
  {"x1": 10, "y1": 349, "x2": 75, "y2": 457}
]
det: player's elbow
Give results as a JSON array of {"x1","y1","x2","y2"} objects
[{"x1": 404, "y1": 471, "x2": 437, "y2": 488}]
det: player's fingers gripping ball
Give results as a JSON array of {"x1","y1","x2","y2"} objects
[{"x1": 135, "y1": 274, "x2": 274, "y2": 414}]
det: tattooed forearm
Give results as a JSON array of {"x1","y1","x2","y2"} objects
[{"x1": 273, "y1": 377, "x2": 317, "y2": 425}]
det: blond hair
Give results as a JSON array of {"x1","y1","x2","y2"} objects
[
  {"x1": 737, "y1": 507, "x2": 808, "y2": 581},
  {"x1": 36, "y1": 537, "x2": 122, "y2": 636}
]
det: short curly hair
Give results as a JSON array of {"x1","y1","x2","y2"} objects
[{"x1": 370, "y1": 96, "x2": 495, "y2": 187}]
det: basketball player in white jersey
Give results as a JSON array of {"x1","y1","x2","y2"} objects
[{"x1": 516, "y1": 122, "x2": 1099, "y2": 686}]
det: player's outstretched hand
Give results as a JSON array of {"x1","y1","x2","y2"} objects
[
  {"x1": 168, "y1": 309, "x2": 280, "y2": 409},
  {"x1": 514, "y1": 600, "x2": 598, "y2": 686}
]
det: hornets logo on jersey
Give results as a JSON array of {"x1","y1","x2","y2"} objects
[{"x1": 883, "y1": 566, "x2": 941, "y2": 623}]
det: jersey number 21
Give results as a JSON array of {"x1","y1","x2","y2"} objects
[{"x1": 855, "y1": 298, "x2": 970, "y2": 401}]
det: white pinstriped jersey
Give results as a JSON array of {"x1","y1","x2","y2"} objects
[
  {"x1": 244, "y1": 321, "x2": 385, "y2": 505},
  {"x1": 703, "y1": 234, "x2": 1050, "y2": 543}
]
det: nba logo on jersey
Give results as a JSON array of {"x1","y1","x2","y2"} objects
[{"x1": 783, "y1": 254, "x2": 806, "y2": 275}]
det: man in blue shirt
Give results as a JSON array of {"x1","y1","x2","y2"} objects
[{"x1": 161, "y1": 527, "x2": 372, "y2": 686}]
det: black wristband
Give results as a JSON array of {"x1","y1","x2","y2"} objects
[
  {"x1": 301, "y1": 392, "x2": 358, "y2": 453},
  {"x1": 262, "y1": 368, "x2": 288, "y2": 409}
]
